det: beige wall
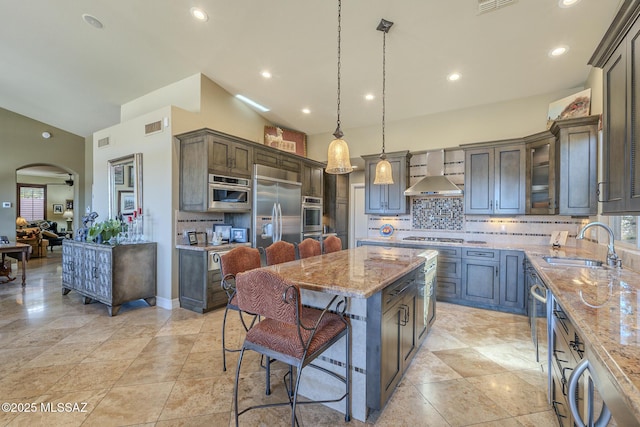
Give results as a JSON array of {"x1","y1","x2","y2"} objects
[
  {"x1": 306, "y1": 86, "x2": 590, "y2": 164},
  {"x1": 0, "y1": 107, "x2": 85, "y2": 238}
]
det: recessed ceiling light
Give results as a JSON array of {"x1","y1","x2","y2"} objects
[
  {"x1": 549, "y1": 45, "x2": 569, "y2": 57},
  {"x1": 447, "y1": 72, "x2": 461, "y2": 82},
  {"x1": 82, "y1": 14, "x2": 103, "y2": 29},
  {"x1": 559, "y1": 0, "x2": 581, "y2": 8},
  {"x1": 365, "y1": 94, "x2": 375, "y2": 101},
  {"x1": 41, "y1": 131, "x2": 51, "y2": 139},
  {"x1": 302, "y1": 108, "x2": 311, "y2": 114},
  {"x1": 261, "y1": 70, "x2": 272, "y2": 79},
  {"x1": 235, "y1": 94, "x2": 270, "y2": 112},
  {"x1": 190, "y1": 7, "x2": 209, "y2": 22}
]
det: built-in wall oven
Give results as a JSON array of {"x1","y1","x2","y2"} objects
[
  {"x1": 208, "y1": 174, "x2": 251, "y2": 211},
  {"x1": 302, "y1": 196, "x2": 322, "y2": 234}
]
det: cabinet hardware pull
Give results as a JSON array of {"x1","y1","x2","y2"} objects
[
  {"x1": 596, "y1": 181, "x2": 608, "y2": 203},
  {"x1": 568, "y1": 358, "x2": 611, "y2": 427}
]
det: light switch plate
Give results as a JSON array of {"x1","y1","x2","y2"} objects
[
  {"x1": 550, "y1": 230, "x2": 568, "y2": 247},
  {"x1": 2, "y1": 202, "x2": 11, "y2": 208}
]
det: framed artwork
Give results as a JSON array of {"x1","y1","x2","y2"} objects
[
  {"x1": 118, "y1": 191, "x2": 135, "y2": 215},
  {"x1": 114, "y1": 164, "x2": 125, "y2": 185},
  {"x1": 547, "y1": 88, "x2": 591, "y2": 128},
  {"x1": 264, "y1": 126, "x2": 307, "y2": 157},
  {"x1": 53, "y1": 204, "x2": 63, "y2": 214},
  {"x1": 187, "y1": 231, "x2": 198, "y2": 245},
  {"x1": 65, "y1": 199, "x2": 73, "y2": 210},
  {"x1": 128, "y1": 165, "x2": 134, "y2": 188}
]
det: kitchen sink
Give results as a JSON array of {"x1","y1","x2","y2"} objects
[{"x1": 541, "y1": 256, "x2": 605, "y2": 268}]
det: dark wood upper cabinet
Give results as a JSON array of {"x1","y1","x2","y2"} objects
[
  {"x1": 362, "y1": 151, "x2": 411, "y2": 215},
  {"x1": 590, "y1": 1, "x2": 640, "y2": 214}
]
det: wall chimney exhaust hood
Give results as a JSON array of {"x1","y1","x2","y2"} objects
[{"x1": 404, "y1": 175, "x2": 463, "y2": 196}]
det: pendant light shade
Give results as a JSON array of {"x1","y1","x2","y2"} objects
[
  {"x1": 326, "y1": 0, "x2": 353, "y2": 175},
  {"x1": 373, "y1": 155, "x2": 393, "y2": 184},
  {"x1": 374, "y1": 18, "x2": 394, "y2": 185}
]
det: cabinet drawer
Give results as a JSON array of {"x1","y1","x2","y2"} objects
[
  {"x1": 437, "y1": 258, "x2": 461, "y2": 278},
  {"x1": 462, "y1": 248, "x2": 498, "y2": 260},
  {"x1": 383, "y1": 271, "x2": 416, "y2": 313},
  {"x1": 436, "y1": 276, "x2": 460, "y2": 299},
  {"x1": 426, "y1": 246, "x2": 461, "y2": 258}
]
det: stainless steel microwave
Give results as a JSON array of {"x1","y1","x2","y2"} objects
[{"x1": 208, "y1": 174, "x2": 251, "y2": 211}]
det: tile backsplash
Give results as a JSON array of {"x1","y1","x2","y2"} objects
[{"x1": 367, "y1": 196, "x2": 589, "y2": 246}]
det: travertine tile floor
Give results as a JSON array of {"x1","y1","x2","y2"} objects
[{"x1": 0, "y1": 252, "x2": 558, "y2": 426}]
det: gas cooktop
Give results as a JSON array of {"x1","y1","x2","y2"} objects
[{"x1": 402, "y1": 236, "x2": 465, "y2": 244}]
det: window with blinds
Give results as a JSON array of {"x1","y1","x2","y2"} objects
[{"x1": 18, "y1": 185, "x2": 46, "y2": 222}]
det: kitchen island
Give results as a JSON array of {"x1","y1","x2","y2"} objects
[{"x1": 262, "y1": 245, "x2": 436, "y2": 422}]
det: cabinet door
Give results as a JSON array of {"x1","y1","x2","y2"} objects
[
  {"x1": 557, "y1": 122, "x2": 597, "y2": 216},
  {"x1": 209, "y1": 138, "x2": 232, "y2": 174},
  {"x1": 465, "y1": 148, "x2": 494, "y2": 214},
  {"x1": 179, "y1": 249, "x2": 207, "y2": 312},
  {"x1": 499, "y1": 250, "x2": 525, "y2": 314},
  {"x1": 628, "y1": 18, "x2": 640, "y2": 212},
  {"x1": 461, "y1": 259, "x2": 499, "y2": 305},
  {"x1": 365, "y1": 161, "x2": 386, "y2": 214},
  {"x1": 384, "y1": 157, "x2": 408, "y2": 213},
  {"x1": 81, "y1": 246, "x2": 98, "y2": 297},
  {"x1": 401, "y1": 291, "x2": 417, "y2": 365},
  {"x1": 229, "y1": 142, "x2": 252, "y2": 177},
  {"x1": 381, "y1": 301, "x2": 403, "y2": 403},
  {"x1": 436, "y1": 276, "x2": 460, "y2": 300},
  {"x1": 526, "y1": 135, "x2": 558, "y2": 215},
  {"x1": 414, "y1": 276, "x2": 428, "y2": 343},
  {"x1": 494, "y1": 145, "x2": 525, "y2": 214},
  {"x1": 280, "y1": 155, "x2": 301, "y2": 173},
  {"x1": 180, "y1": 136, "x2": 208, "y2": 211},
  {"x1": 302, "y1": 164, "x2": 323, "y2": 197},
  {"x1": 94, "y1": 247, "x2": 113, "y2": 301},
  {"x1": 62, "y1": 242, "x2": 75, "y2": 288},
  {"x1": 602, "y1": 39, "x2": 628, "y2": 212},
  {"x1": 255, "y1": 147, "x2": 280, "y2": 169}
]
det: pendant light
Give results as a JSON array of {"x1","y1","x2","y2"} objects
[
  {"x1": 373, "y1": 18, "x2": 394, "y2": 185},
  {"x1": 325, "y1": 0, "x2": 353, "y2": 175}
]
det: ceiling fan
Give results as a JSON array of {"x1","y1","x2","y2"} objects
[{"x1": 45, "y1": 173, "x2": 74, "y2": 186}]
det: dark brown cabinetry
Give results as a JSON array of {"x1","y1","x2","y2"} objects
[
  {"x1": 550, "y1": 116, "x2": 599, "y2": 216},
  {"x1": 362, "y1": 151, "x2": 411, "y2": 215},
  {"x1": 590, "y1": 2, "x2": 640, "y2": 214},
  {"x1": 62, "y1": 240, "x2": 157, "y2": 316},
  {"x1": 464, "y1": 141, "x2": 526, "y2": 215},
  {"x1": 324, "y1": 173, "x2": 349, "y2": 248},
  {"x1": 254, "y1": 146, "x2": 301, "y2": 173},
  {"x1": 178, "y1": 129, "x2": 253, "y2": 212},
  {"x1": 302, "y1": 163, "x2": 323, "y2": 198}
]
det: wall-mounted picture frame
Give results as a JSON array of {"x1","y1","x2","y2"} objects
[
  {"x1": 53, "y1": 204, "x2": 63, "y2": 214},
  {"x1": 65, "y1": 199, "x2": 73, "y2": 210},
  {"x1": 114, "y1": 164, "x2": 125, "y2": 185},
  {"x1": 264, "y1": 126, "x2": 307, "y2": 157},
  {"x1": 118, "y1": 191, "x2": 135, "y2": 215},
  {"x1": 187, "y1": 231, "x2": 198, "y2": 245}
]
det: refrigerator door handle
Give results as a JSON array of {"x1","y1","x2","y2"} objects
[
  {"x1": 277, "y1": 203, "x2": 283, "y2": 241},
  {"x1": 272, "y1": 202, "x2": 278, "y2": 243}
]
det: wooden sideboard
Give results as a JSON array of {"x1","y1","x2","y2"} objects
[{"x1": 62, "y1": 240, "x2": 157, "y2": 316}]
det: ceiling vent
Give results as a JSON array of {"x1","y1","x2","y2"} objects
[
  {"x1": 144, "y1": 120, "x2": 163, "y2": 135},
  {"x1": 478, "y1": 0, "x2": 516, "y2": 14},
  {"x1": 97, "y1": 136, "x2": 110, "y2": 148}
]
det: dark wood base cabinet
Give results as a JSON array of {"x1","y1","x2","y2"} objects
[
  {"x1": 178, "y1": 249, "x2": 226, "y2": 313},
  {"x1": 62, "y1": 240, "x2": 157, "y2": 316}
]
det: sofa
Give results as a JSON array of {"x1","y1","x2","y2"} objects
[
  {"x1": 39, "y1": 221, "x2": 65, "y2": 251},
  {"x1": 16, "y1": 227, "x2": 48, "y2": 258}
]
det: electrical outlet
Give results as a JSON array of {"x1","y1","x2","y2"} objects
[{"x1": 2, "y1": 202, "x2": 11, "y2": 208}]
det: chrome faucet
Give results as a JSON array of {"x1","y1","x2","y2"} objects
[{"x1": 576, "y1": 222, "x2": 622, "y2": 268}]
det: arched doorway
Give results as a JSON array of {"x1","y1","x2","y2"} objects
[{"x1": 15, "y1": 164, "x2": 77, "y2": 257}]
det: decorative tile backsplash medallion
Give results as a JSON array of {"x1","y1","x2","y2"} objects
[{"x1": 412, "y1": 197, "x2": 464, "y2": 230}]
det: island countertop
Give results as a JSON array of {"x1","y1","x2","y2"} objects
[{"x1": 263, "y1": 246, "x2": 429, "y2": 298}]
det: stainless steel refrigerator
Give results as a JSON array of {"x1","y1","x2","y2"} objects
[{"x1": 253, "y1": 164, "x2": 302, "y2": 247}]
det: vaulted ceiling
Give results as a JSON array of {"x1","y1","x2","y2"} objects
[{"x1": 0, "y1": 0, "x2": 622, "y2": 138}]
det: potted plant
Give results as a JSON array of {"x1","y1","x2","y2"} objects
[{"x1": 87, "y1": 219, "x2": 123, "y2": 244}]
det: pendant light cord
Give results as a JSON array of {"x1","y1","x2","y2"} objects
[
  {"x1": 334, "y1": 0, "x2": 343, "y2": 139},
  {"x1": 382, "y1": 30, "x2": 386, "y2": 157}
]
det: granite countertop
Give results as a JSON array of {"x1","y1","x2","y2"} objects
[
  {"x1": 526, "y1": 251, "x2": 640, "y2": 423},
  {"x1": 263, "y1": 246, "x2": 433, "y2": 298}
]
